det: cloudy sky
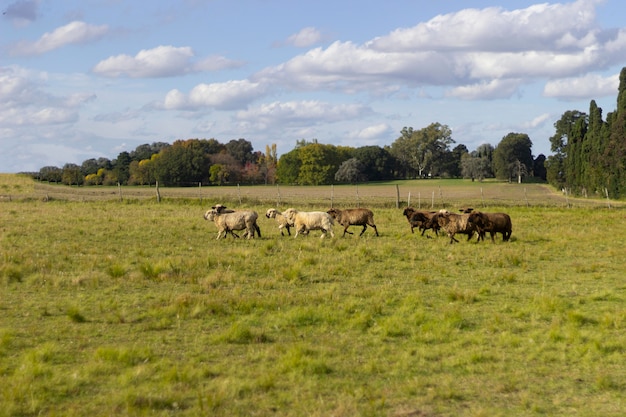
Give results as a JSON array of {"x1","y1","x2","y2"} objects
[{"x1": 1, "y1": 0, "x2": 625, "y2": 173}]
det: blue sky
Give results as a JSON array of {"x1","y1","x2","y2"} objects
[{"x1": 1, "y1": 0, "x2": 625, "y2": 173}]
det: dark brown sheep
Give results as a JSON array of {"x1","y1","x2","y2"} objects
[
  {"x1": 426, "y1": 211, "x2": 479, "y2": 244},
  {"x1": 326, "y1": 208, "x2": 379, "y2": 237},
  {"x1": 402, "y1": 207, "x2": 439, "y2": 236},
  {"x1": 467, "y1": 211, "x2": 512, "y2": 242}
]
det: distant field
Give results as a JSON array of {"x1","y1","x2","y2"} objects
[
  {"x1": 2, "y1": 174, "x2": 622, "y2": 209},
  {"x1": 2, "y1": 174, "x2": 626, "y2": 416}
]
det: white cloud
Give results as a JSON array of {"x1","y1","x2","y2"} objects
[
  {"x1": 11, "y1": 21, "x2": 108, "y2": 55},
  {"x1": 446, "y1": 79, "x2": 523, "y2": 100},
  {"x1": 159, "y1": 80, "x2": 267, "y2": 111},
  {"x1": 522, "y1": 113, "x2": 552, "y2": 129},
  {"x1": 286, "y1": 27, "x2": 323, "y2": 48},
  {"x1": 93, "y1": 46, "x2": 242, "y2": 78},
  {"x1": 369, "y1": 0, "x2": 600, "y2": 53},
  {"x1": 349, "y1": 123, "x2": 392, "y2": 140},
  {"x1": 543, "y1": 72, "x2": 619, "y2": 100},
  {"x1": 236, "y1": 100, "x2": 372, "y2": 128}
]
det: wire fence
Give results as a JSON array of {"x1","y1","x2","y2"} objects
[{"x1": 1, "y1": 181, "x2": 619, "y2": 210}]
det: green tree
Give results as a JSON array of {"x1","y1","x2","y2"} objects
[
  {"x1": 153, "y1": 139, "x2": 211, "y2": 185},
  {"x1": 493, "y1": 133, "x2": 533, "y2": 182},
  {"x1": 352, "y1": 146, "x2": 396, "y2": 181},
  {"x1": 209, "y1": 164, "x2": 228, "y2": 185},
  {"x1": 225, "y1": 138, "x2": 254, "y2": 165},
  {"x1": 335, "y1": 158, "x2": 367, "y2": 183},
  {"x1": 461, "y1": 152, "x2": 491, "y2": 181},
  {"x1": 389, "y1": 123, "x2": 455, "y2": 178},
  {"x1": 112, "y1": 151, "x2": 132, "y2": 185},
  {"x1": 297, "y1": 142, "x2": 336, "y2": 185},
  {"x1": 61, "y1": 163, "x2": 83, "y2": 186},
  {"x1": 276, "y1": 148, "x2": 302, "y2": 184},
  {"x1": 38, "y1": 166, "x2": 62, "y2": 183},
  {"x1": 546, "y1": 110, "x2": 587, "y2": 190}
]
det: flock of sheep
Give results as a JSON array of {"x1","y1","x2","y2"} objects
[{"x1": 203, "y1": 204, "x2": 512, "y2": 244}]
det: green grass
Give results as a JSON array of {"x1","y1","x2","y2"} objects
[{"x1": 1, "y1": 176, "x2": 626, "y2": 416}]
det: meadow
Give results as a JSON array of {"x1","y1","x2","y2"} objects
[{"x1": 1, "y1": 175, "x2": 626, "y2": 416}]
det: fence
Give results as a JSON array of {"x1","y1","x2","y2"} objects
[{"x1": 5, "y1": 181, "x2": 619, "y2": 209}]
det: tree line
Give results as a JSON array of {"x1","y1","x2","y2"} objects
[
  {"x1": 32, "y1": 124, "x2": 548, "y2": 187},
  {"x1": 546, "y1": 67, "x2": 626, "y2": 198},
  {"x1": 32, "y1": 124, "x2": 547, "y2": 187}
]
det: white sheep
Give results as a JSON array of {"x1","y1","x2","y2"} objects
[
  {"x1": 282, "y1": 208, "x2": 334, "y2": 238},
  {"x1": 265, "y1": 208, "x2": 294, "y2": 236},
  {"x1": 203, "y1": 205, "x2": 261, "y2": 239}
]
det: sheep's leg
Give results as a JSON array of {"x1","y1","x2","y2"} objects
[
  {"x1": 343, "y1": 226, "x2": 353, "y2": 237},
  {"x1": 371, "y1": 224, "x2": 378, "y2": 236},
  {"x1": 286, "y1": 225, "x2": 291, "y2": 236},
  {"x1": 449, "y1": 233, "x2": 459, "y2": 244}
]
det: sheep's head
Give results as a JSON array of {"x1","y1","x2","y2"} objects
[
  {"x1": 326, "y1": 208, "x2": 339, "y2": 219},
  {"x1": 266, "y1": 208, "x2": 277, "y2": 219},
  {"x1": 212, "y1": 204, "x2": 228, "y2": 213},
  {"x1": 402, "y1": 207, "x2": 414, "y2": 216},
  {"x1": 204, "y1": 209, "x2": 218, "y2": 221}
]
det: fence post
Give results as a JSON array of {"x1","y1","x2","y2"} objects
[
  {"x1": 605, "y1": 187, "x2": 611, "y2": 209},
  {"x1": 118, "y1": 182, "x2": 122, "y2": 202},
  {"x1": 156, "y1": 181, "x2": 161, "y2": 203},
  {"x1": 276, "y1": 184, "x2": 281, "y2": 206},
  {"x1": 331, "y1": 184, "x2": 334, "y2": 208},
  {"x1": 237, "y1": 184, "x2": 242, "y2": 205},
  {"x1": 407, "y1": 192, "x2": 411, "y2": 208},
  {"x1": 355, "y1": 184, "x2": 360, "y2": 207},
  {"x1": 395, "y1": 185, "x2": 400, "y2": 209}
]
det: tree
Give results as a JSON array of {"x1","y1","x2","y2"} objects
[
  {"x1": 209, "y1": 164, "x2": 228, "y2": 185},
  {"x1": 389, "y1": 123, "x2": 455, "y2": 178},
  {"x1": 130, "y1": 142, "x2": 170, "y2": 162},
  {"x1": 335, "y1": 158, "x2": 367, "y2": 183},
  {"x1": 276, "y1": 148, "x2": 302, "y2": 184},
  {"x1": 461, "y1": 152, "x2": 491, "y2": 181},
  {"x1": 533, "y1": 154, "x2": 547, "y2": 181},
  {"x1": 493, "y1": 133, "x2": 533, "y2": 182},
  {"x1": 225, "y1": 138, "x2": 254, "y2": 165},
  {"x1": 297, "y1": 142, "x2": 336, "y2": 185},
  {"x1": 352, "y1": 146, "x2": 396, "y2": 181},
  {"x1": 153, "y1": 139, "x2": 211, "y2": 185},
  {"x1": 61, "y1": 163, "x2": 83, "y2": 186},
  {"x1": 112, "y1": 151, "x2": 132, "y2": 185},
  {"x1": 546, "y1": 110, "x2": 587, "y2": 190},
  {"x1": 38, "y1": 166, "x2": 62, "y2": 183}
]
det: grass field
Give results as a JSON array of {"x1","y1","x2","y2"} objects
[{"x1": 1, "y1": 175, "x2": 626, "y2": 416}]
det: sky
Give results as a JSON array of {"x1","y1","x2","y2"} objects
[{"x1": 1, "y1": 0, "x2": 626, "y2": 173}]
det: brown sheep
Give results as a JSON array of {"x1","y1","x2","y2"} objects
[
  {"x1": 467, "y1": 211, "x2": 512, "y2": 242},
  {"x1": 327, "y1": 208, "x2": 379, "y2": 237},
  {"x1": 426, "y1": 211, "x2": 479, "y2": 244},
  {"x1": 402, "y1": 207, "x2": 439, "y2": 236}
]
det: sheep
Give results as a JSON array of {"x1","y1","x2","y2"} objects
[
  {"x1": 327, "y1": 207, "x2": 379, "y2": 237},
  {"x1": 467, "y1": 211, "x2": 512, "y2": 242},
  {"x1": 426, "y1": 211, "x2": 480, "y2": 244},
  {"x1": 282, "y1": 208, "x2": 334, "y2": 238},
  {"x1": 402, "y1": 207, "x2": 439, "y2": 236},
  {"x1": 203, "y1": 205, "x2": 261, "y2": 239},
  {"x1": 265, "y1": 208, "x2": 294, "y2": 236}
]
